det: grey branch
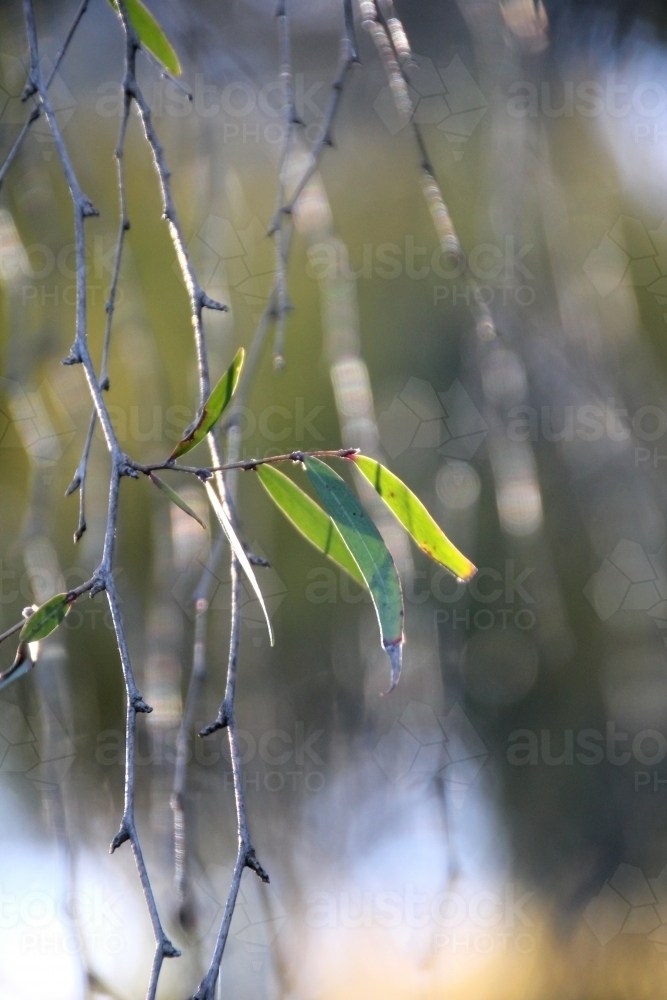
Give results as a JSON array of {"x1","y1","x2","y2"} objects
[
  {"x1": 20, "y1": 4, "x2": 179, "y2": 998},
  {"x1": 0, "y1": 0, "x2": 90, "y2": 190}
]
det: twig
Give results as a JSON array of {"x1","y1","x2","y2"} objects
[
  {"x1": 0, "y1": 0, "x2": 89, "y2": 190},
  {"x1": 66, "y1": 51, "x2": 132, "y2": 541},
  {"x1": 223, "y1": 0, "x2": 357, "y2": 442},
  {"x1": 21, "y1": 6, "x2": 179, "y2": 999},
  {"x1": 94, "y1": 6, "x2": 270, "y2": 994},
  {"x1": 172, "y1": 535, "x2": 226, "y2": 924},
  {"x1": 271, "y1": 0, "x2": 298, "y2": 369},
  {"x1": 131, "y1": 447, "x2": 359, "y2": 478},
  {"x1": 191, "y1": 560, "x2": 270, "y2": 1000}
]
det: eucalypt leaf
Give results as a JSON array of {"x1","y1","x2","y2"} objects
[
  {"x1": 256, "y1": 464, "x2": 366, "y2": 588},
  {"x1": 169, "y1": 347, "x2": 244, "y2": 461},
  {"x1": 108, "y1": 0, "x2": 181, "y2": 76},
  {"x1": 204, "y1": 479, "x2": 274, "y2": 646},
  {"x1": 20, "y1": 593, "x2": 72, "y2": 643},
  {"x1": 352, "y1": 455, "x2": 477, "y2": 582},
  {"x1": 304, "y1": 457, "x2": 404, "y2": 691},
  {"x1": 149, "y1": 473, "x2": 205, "y2": 529}
]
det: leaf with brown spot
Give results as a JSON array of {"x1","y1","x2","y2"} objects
[{"x1": 351, "y1": 454, "x2": 476, "y2": 582}]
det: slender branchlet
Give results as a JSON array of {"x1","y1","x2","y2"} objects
[{"x1": 5, "y1": 4, "x2": 359, "y2": 998}]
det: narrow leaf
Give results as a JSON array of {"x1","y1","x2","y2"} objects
[
  {"x1": 149, "y1": 473, "x2": 205, "y2": 528},
  {"x1": 20, "y1": 593, "x2": 71, "y2": 643},
  {"x1": 256, "y1": 464, "x2": 366, "y2": 587},
  {"x1": 170, "y1": 347, "x2": 245, "y2": 460},
  {"x1": 304, "y1": 457, "x2": 404, "y2": 690},
  {"x1": 109, "y1": 0, "x2": 181, "y2": 76},
  {"x1": 204, "y1": 480, "x2": 274, "y2": 646},
  {"x1": 352, "y1": 455, "x2": 477, "y2": 582},
  {"x1": 0, "y1": 643, "x2": 34, "y2": 691}
]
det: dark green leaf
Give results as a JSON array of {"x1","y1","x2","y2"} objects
[
  {"x1": 304, "y1": 457, "x2": 404, "y2": 690},
  {"x1": 170, "y1": 347, "x2": 244, "y2": 460},
  {"x1": 109, "y1": 0, "x2": 181, "y2": 76},
  {"x1": 149, "y1": 473, "x2": 206, "y2": 528},
  {"x1": 204, "y1": 480, "x2": 274, "y2": 646},
  {"x1": 353, "y1": 454, "x2": 476, "y2": 581},
  {"x1": 256, "y1": 464, "x2": 366, "y2": 587},
  {"x1": 20, "y1": 594, "x2": 71, "y2": 643}
]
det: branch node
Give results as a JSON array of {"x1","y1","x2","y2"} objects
[
  {"x1": 133, "y1": 695, "x2": 153, "y2": 714},
  {"x1": 110, "y1": 825, "x2": 130, "y2": 853},
  {"x1": 89, "y1": 574, "x2": 106, "y2": 597},
  {"x1": 162, "y1": 939, "x2": 181, "y2": 958},
  {"x1": 73, "y1": 521, "x2": 86, "y2": 543},
  {"x1": 245, "y1": 849, "x2": 270, "y2": 883},
  {"x1": 198, "y1": 710, "x2": 229, "y2": 737},
  {"x1": 200, "y1": 292, "x2": 228, "y2": 312},
  {"x1": 81, "y1": 197, "x2": 99, "y2": 218},
  {"x1": 62, "y1": 349, "x2": 82, "y2": 366},
  {"x1": 65, "y1": 474, "x2": 81, "y2": 497},
  {"x1": 21, "y1": 80, "x2": 37, "y2": 101},
  {"x1": 119, "y1": 460, "x2": 139, "y2": 479}
]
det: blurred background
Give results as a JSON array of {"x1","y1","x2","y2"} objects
[{"x1": 3, "y1": 0, "x2": 667, "y2": 997}]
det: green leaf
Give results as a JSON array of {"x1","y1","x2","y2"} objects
[
  {"x1": 352, "y1": 454, "x2": 477, "y2": 582},
  {"x1": 20, "y1": 594, "x2": 71, "y2": 643},
  {"x1": 149, "y1": 473, "x2": 205, "y2": 528},
  {"x1": 170, "y1": 347, "x2": 244, "y2": 460},
  {"x1": 256, "y1": 464, "x2": 367, "y2": 588},
  {"x1": 109, "y1": 0, "x2": 181, "y2": 76},
  {"x1": 304, "y1": 457, "x2": 404, "y2": 690},
  {"x1": 204, "y1": 480, "x2": 274, "y2": 646},
  {"x1": 0, "y1": 643, "x2": 34, "y2": 691}
]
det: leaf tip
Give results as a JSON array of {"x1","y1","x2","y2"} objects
[
  {"x1": 382, "y1": 640, "x2": 403, "y2": 694},
  {"x1": 457, "y1": 561, "x2": 477, "y2": 583}
]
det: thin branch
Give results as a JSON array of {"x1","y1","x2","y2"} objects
[
  {"x1": 172, "y1": 534, "x2": 225, "y2": 923},
  {"x1": 0, "y1": 0, "x2": 90, "y2": 190},
  {"x1": 0, "y1": 617, "x2": 27, "y2": 645},
  {"x1": 271, "y1": 0, "x2": 298, "y2": 369},
  {"x1": 223, "y1": 0, "x2": 357, "y2": 439},
  {"x1": 132, "y1": 447, "x2": 359, "y2": 478},
  {"x1": 21, "y1": 6, "x2": 179, "y2": 998},
  {"x1": 190, "y1": 560, "x2": 269, "y2": 1000},
  {"x1": 268, "y1": 8, "x2": 357, "y2": 234},
  {"x1": 66, "y1": 56, "x2": 132, "y2": 541}
]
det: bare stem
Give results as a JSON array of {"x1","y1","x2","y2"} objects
[{"x1": 0, "y1": 0, "x2": 90, "y2": 190}]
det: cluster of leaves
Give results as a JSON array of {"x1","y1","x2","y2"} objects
[{"x1": 3, "y1": 350, "x2": 476, "y2": 692}]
